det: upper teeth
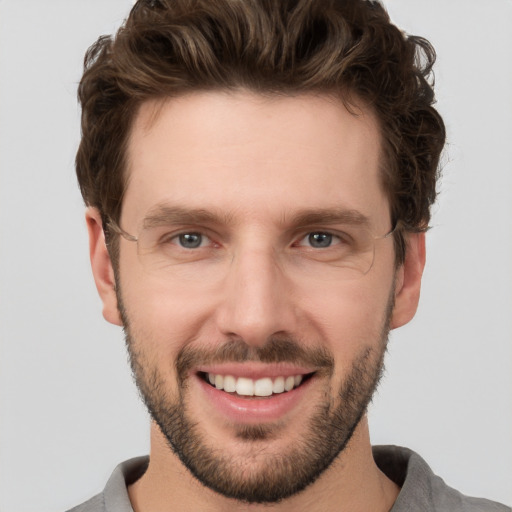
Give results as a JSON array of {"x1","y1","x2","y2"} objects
[{"x1": 207, "y1": 373, "x2": 303, "y2": 397}]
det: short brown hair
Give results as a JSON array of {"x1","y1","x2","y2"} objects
[{"x1": 76, "y1": 0, "x2": 445, "y2": 264}]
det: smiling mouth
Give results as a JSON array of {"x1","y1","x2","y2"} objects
[{"x1": 200, "y1": 372, "x2": 314, "y2": 397}]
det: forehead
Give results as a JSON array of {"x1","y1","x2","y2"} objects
[{"x1": 123, "y1": 90, "x2": 388, "y2": 230}]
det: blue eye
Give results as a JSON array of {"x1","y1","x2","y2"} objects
[
  {"x1": 307, "y1": 232, "x2": 333, "y2": 248},
  {"x1": 177, "y1": 233, "x2": 203, "y2": 248}
]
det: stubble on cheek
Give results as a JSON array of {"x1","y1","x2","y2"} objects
[
  {"x1": 123, "y1": 328, "x2": 387, "y2": 503},
  {"x1": 114, "y1": 274, "x2": 395, "y2": 503}
]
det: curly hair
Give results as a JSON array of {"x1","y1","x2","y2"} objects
[{"x1": 76, "y1": 0, "x2": 446, "y2": 265}]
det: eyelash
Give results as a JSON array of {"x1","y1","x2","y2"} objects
[
  {"x1": 162, "y1": 230, "x2": 347, "y2": 250},
  {"x1": 295, "y1": 232, "x2": 344, "y2": 249}
]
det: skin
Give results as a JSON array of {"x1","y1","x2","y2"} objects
[{"x1": 87, "y1": 91, "x2": 425, "y2": 512}]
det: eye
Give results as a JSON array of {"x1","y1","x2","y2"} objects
[
  {"x1": 173, "y1": 232, "x2": 209, "y2": 249},
  {"x1": 298, "y1": 232, "x2": 341, "y2": 249},
  {"x1": 308, "y1": 232, "x2": 333, "y2": 248}
]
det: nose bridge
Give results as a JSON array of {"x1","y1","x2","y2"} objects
[{"x1": 216, "y1": 243, "x2": 294, "y2": 346}]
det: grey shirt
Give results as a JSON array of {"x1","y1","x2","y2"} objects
[{"x1": 67, "y1": 446, "x2": 510, "y2": 512}]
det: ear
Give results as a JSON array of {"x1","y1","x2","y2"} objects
[
  {"x1": 85, "y1": 207, "x2": 123, "y2": 326},
  {"x1": 390, "y1": 232, "x2": 426, "y2": 329}
]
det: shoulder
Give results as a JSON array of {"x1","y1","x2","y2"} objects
[
  {"x1": 66, "y1": 493, "x2": 105, "y2": 512},
  {"x1": 65, "y1": 456, "x2": 149, "y2": 512},
  {"x1": 373, "y1": 445, "x2": 511, "y2": 512},
  {"x1": 429, "y1": 470, "x2": 511, "y2": 512}
]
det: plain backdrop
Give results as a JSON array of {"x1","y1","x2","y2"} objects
[{"x1": 0, "y1": 1, "x2": 511, "y2": 511}]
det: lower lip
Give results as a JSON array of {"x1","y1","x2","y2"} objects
[{"x1": 195, "y1": 373, "x2": 314, "y2": 424}]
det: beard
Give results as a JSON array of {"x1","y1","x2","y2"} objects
[{"x1": 119, "y1": 294, "x2": 392, "y2": 504}]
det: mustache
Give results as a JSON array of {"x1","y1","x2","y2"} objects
[{"x1": 176, "y1": 335, "x2": 334, "y2": 380}]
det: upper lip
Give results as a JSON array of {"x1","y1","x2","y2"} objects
[{"x1": 195, "y1": 362, "x2": 316, "y2": 380}]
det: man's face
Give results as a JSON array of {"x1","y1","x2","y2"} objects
[{"x1": 105, "y1": 91, "x2": 404, "y2": 502}]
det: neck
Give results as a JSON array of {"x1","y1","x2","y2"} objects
[{"x1": 128, "y1": 417, "x2": 399, "y2": 512}]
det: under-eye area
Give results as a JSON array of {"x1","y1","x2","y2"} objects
[{"x1": 200, "y1": 372, "x2": 315, "y2": 397}]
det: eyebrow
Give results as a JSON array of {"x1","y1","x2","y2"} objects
[
  {"x1": 142, "y1": 205, "x2": 236, "y2": 229},
  {"x1": 287, "y1": 208, "x2": 371, "y2": 229},
  {"x1": 141, "y1": 204, "x2": 371, "y2": 230}
]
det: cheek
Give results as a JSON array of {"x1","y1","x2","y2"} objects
[
  {"x1": 120, "y1": 270, "x2": 220, "y2": 358},
  {"x1": 298, "y1": 279, "x2": 392, "y2": 370},
  {"x1": 118, "y1": 242, "x2": 395, "y2": 368}
]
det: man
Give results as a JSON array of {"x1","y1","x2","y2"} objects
[{"x1": 69, "y1": 0, "x2": 509, "y2": 511}]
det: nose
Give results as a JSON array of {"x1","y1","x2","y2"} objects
[{"x1": 215, "y1": 246, "x2": 297, "y2": 347}]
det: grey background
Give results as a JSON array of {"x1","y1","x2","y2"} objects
[{"x1": 0, "y1": 1, "x2": 511, "y2": 511}]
